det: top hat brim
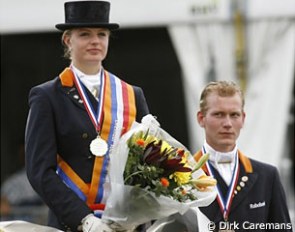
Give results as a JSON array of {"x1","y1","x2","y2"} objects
[{"x1": 55, "y1": 22, "x2": 119, "y2": 31}]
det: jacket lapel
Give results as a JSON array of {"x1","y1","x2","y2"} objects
[
  {"x1": 199, "y1": 168, "x2": 228, "y2": 222},
  {"x1": 194, "y1": 150, "x2": 223, "y2": 222},
  {"x1": 58, "y1": 67, "x2": 97, "y2": 111},
  {"x1": 59, "y1": 85, "x2": 85, "y2": 110},
  {"x1": 229, "y1": 152, "x2": 258, "y2": 213}
]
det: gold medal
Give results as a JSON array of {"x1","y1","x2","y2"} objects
[{"x1": 90, "y1": 136, "x2": 108, "y2": 156}]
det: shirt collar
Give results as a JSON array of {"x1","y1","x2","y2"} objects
[
  {"x1": 204, "y1": 141, "x2": 237, "y2": 163},
  {"x1": 71, "y1": 65, "x2": 101, "y2": 85}
]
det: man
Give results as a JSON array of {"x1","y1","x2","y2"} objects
[{"x1": 194, "y1": 81, "x2": 292, "y2": 231}]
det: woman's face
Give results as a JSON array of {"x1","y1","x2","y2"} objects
[{"x1": 64, "y1": 28, "x2": 110, "y2": 67}]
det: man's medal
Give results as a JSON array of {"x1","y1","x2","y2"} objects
[{"x1": 202, "y1": 146, "x2": 240, "y2": 226}]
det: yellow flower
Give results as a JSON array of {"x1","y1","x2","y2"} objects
[
  {"x1": 160, "y1": 140, "x2": 173, "y2": 154},
  {"x1": 170, "y1": 171, "x2": 191, "y2": 185},
  {"x1": 145, "y1": 135, "x2": 157, "y2": 144},
  {"x1": 191, "y1": 175, "x2": 217, "y2": 191}
]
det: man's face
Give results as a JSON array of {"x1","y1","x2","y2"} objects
[{"x1": 197, "y1": 92, "x2": 245, "y2": 152}]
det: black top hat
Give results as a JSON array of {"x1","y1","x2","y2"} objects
[{"x1": 55, "y1": 1, "x2": 119, "y2": 31}]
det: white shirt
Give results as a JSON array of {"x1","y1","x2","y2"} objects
[
  {"x1": 203, "y1": 141, "x2": 238, "y2": 186},
  {"x1": 71, "y1": 65, "x2": 101, "y2": 99}
]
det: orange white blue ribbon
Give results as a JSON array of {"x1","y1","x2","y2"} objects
[{"x1": 57, "y1": 68, "x2": 136, "y2": 217}]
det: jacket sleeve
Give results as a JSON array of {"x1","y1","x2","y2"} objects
[
  {"x1": 25, "y1": 86, "x2": 91, "y2": 231},
  {"x1": 268, "y1": 167, "x2": 292, "y2": 231},
  {"x1": 133, "y1": 86, "x2": 150, "y2": 121}
]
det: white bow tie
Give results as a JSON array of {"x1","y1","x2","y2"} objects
[
  {"x1": 209, "y1": 153, "x2": 234, "y2": 163},
  {"x1": 204, "y1": 142, "x2": 237, "y2": 164}
]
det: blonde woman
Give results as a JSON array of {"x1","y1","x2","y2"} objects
[{"x1": 25, "y1": 1, "x2": 149, "y2": 231}]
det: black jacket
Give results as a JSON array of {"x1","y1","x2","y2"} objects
[
  {"x1": 25, "y1": 69, "x2": 149, "y2": 231},
  {"x1": 196, "y1": 151, "x2": 292, "y2": 232}
]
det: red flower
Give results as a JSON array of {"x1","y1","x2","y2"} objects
[
  {"x1": 143, "y1": 140, "x2": 192, "y2": 175},
  {"x1": 181, "y1": 189, "x2": 187, "y2": 195},
  {"x1": 160, "y1": 177, "x2": 169, "y2": 187},
  {"x1": 176, "y1": 149, "x2": 185, "y2": 157},
  {"x1": 136, "y1": 139, "x2": 145, "y2": 147}
]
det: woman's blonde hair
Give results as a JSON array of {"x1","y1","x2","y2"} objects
[
  {"x1": 61, "y1": 30, "x2": 72, "y2": 59},
  {"x1": 199, "y1": 81, "x2": 245, "y2": 114}
]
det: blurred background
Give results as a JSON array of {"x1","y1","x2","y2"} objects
[{"x1": 1, "y1": 0, "x2": 294, "y2": 228}]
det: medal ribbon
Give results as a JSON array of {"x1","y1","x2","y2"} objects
[
  {"x1": 71, "y1": 67, "x2": 109, "y2": 208},
  {"x1": 56, "y1": 156, "x2": 88, "y2": 201},
  {"x1": 202, "y1": 146, "x2": 240, "y2": 221},
  {"x1": 88, "y1": 71, "x2": 136, "y2": 206},
  {"x1": 89, "y1": 72, "x2": 116, "y2": 206},
  {"x1": 57, "y1": 68, "x2": 136, "y2": 215},
  {"x1": 71, "y1": 66, "x2": 105, "y2": 132}
]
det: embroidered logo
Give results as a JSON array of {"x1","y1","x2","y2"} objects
[{"x1": 249, "y1": 201, "x2": 265, "y2": 209}]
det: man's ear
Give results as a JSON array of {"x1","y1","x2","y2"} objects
[{"x1": 197, "y1": 111, "x2": 205, "y2": 128}]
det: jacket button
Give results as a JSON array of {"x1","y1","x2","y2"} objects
[{"x1": 82, "y1": 133, "x2": 88, "y2": 139}]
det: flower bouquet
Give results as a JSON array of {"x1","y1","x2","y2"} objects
[{"x1": 102, "y1": 115, "x2": 216, "y2": 231}]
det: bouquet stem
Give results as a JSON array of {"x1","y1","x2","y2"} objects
[{"x1": 124, "y1": 170, "x2": 144, "y2": 184}]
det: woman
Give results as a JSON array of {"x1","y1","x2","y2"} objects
[{"x1": 25, "y1": 1, "x2": 149, "y2": 232}]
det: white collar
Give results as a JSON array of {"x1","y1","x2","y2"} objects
[
  {"x1": 71, "y1": 65, "x2": 101, "y2": 85},
  {"x1": 204, "y1": 141, "x2": 237, "y2": 163}
]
